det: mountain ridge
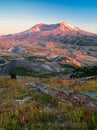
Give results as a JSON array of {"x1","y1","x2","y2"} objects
[
  {"x1": 0, "y1": 22, "x2": 97, "y2": 69},
  {"x1": 27, "y1": 22, "x2": 95, "y2": 36}
]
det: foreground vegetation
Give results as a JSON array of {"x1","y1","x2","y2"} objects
[{"x1": 0, "y1": 77, "x2": 97, "y2": 129}]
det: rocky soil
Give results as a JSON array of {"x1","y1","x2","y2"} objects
[{"x1": 26, "y1": 82, "x2": 97, "y2": 110}]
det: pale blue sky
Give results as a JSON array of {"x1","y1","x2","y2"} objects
[{"x1": 0, "y1": 0, "x2": 97, "y2": 35}]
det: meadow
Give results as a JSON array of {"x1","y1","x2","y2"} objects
[{"x1": 0, "y1": 77, "x2": 97, "y2": 130}]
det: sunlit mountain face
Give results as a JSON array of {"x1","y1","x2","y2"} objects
[{"x1": 0, "y1": 22, "x2": 97, "y2": 68}]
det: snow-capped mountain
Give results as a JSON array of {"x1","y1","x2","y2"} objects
[
  {"x1": 28, "y1": 22, "x2": 94, "y2": 36},
  {"x1": 0, "y1": 22, "x2": 97, "y2": 66}
]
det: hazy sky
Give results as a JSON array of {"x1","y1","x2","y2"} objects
[{"x1": 0, "y1": 0, "x2": 97, "y2": 35}]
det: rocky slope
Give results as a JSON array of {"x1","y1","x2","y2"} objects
[{"x1": 0, "y1": 22, "x2": 97, "y2": 75}]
